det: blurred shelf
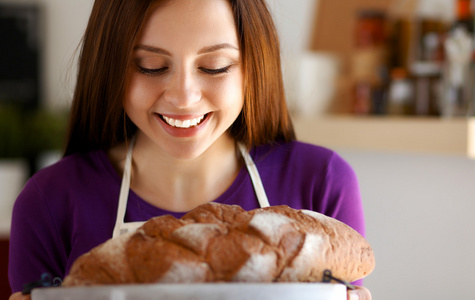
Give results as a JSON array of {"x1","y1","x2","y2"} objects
[{"x1": 292, "y1": 115, "x2": 475, "y2": 158}]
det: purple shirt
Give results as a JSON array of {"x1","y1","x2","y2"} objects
[{"x1": 9, "y1": 141, "x2": 365, "y2": 292}]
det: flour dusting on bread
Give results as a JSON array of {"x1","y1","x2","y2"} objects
[{"x1": 63, "y1": 203, "x2": 375, "y2": 286}]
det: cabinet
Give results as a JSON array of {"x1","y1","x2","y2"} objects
[
  {"x1": 292, "y1": 116, "x2": 475, "y2": 158},
  {"x1": 1, "y1": 239, "x2": 10, "y2": 298},
  {"x1": 1, "y1": 218, "x2": 10, "y2": 297}
]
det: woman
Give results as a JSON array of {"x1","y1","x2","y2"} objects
[{"x1": 9, "y1": 0, "x2": 371, "y2": 299}]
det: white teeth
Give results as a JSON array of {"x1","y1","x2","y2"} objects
[{"x1": 162, "y1": 115, "x2": 205, "y2": 128}]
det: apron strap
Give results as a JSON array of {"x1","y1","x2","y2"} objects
[
  {"x1": 112, "y1": 136, "x2": 136, "y2": 238},
  {"x1": 238, "y1": 143, "x2": 270, "y2": 208}
]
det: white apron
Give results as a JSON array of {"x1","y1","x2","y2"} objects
[{"x1": 112, "y1": 138, "x2": 270, "y2": 238}]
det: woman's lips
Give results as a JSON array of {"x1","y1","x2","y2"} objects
[
  {"x1": 155, "y1": 113, "x2": 210, "y2": 137},
  {"x1": 161, "y1": 114, "x2": 206, "y2": 128}
]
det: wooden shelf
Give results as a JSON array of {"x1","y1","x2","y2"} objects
[{"x1": 292, "y1": 116, "x2": 475, "y2": 158}]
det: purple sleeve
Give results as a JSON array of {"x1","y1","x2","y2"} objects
[
  {"x1": 8, "y1": 177, "x2": 67, "y2": 293},
  {"x1": 317, "y1": 152, "x2": 365, "y2": 237},
  {"x1": 316, "y1": 152, "x2": 366, "y2": 286}
]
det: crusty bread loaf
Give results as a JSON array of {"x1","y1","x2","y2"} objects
[{"x1": 63, "y1": 203, "x2": 374, "y2": 286}]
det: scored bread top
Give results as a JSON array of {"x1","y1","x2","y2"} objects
[{"x1": 63, "y1": 202, "x2": 375, "y2": 286}]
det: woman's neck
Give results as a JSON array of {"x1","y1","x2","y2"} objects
[{"x1": 108, "y1": 133, "x2": 243, "y2": 212}]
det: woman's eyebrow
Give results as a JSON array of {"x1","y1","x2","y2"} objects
[
  {"x1": 134, "y1": 43, "x2": 239, "y2": 56},
  {"x1": 134, "y1": 45, "x2": 172, "y2": 56},
  {"x1": 197, "y1": 43, "x2": 239, "y2": 54}
]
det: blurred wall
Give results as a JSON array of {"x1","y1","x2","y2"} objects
[
  {"x1": 265, "y1": 0, "x2": 317, "y2": 55},
  {"x1": 0, "y1": 0, "x2": 93, "y2": 110},
  {"x1": 338, "y1": 149, "x2": 475, "y2": 300}
]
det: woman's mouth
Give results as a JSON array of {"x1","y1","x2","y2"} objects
[{"x1": 159, "y1": 114, "x2": 208, "y2": 129}]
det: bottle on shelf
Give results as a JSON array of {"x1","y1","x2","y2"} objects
[
  {"x1": 409, "y1": 1, "x2": 450, "y2": 116},
  {"x1": 452, "y1": 0, "x2": 474, "y2": 33},
  {"x1": 351, "y1": 9, "x2": 389, "y2": 115},
  {"x1": 441, "y1": 27, "x2": 473, "y2": 117},
  {"x1": 439, "y1": 0, "x2": 475, "y2": 117}
]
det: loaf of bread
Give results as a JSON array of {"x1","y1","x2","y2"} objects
[{"x1": 63, "y1": 203, "x2": 374, "y2": 286}]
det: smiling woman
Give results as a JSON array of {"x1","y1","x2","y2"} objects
[
  {"x1": 9, "y1": 0, "x2": 371, "y2": 299},
  {"x1": 124, "y1": 0, "x2": 244, "y2": 162},
  {"x1": 63, "y1": 0, "x2": 294, "y2": 156}
]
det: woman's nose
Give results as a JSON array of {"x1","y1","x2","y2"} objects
[{"x1": 163, "y1": 69, "x2": 201, "y2": 108}]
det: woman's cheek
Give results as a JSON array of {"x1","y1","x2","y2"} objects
[{"x1": 126, "y1": 76, "x2": 160, "y2": 110}]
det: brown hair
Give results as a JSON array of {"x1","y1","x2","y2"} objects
[{"x1": 64, "y1": 0, "x2": 295, "y2": 156}]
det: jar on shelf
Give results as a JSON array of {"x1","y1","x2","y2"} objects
[
  {"x1": 387, "y1": 68, "x2": 415, "y2": 115},
  {"x1": 410, "y1": 61, "x2": 442, "y2": 116}
]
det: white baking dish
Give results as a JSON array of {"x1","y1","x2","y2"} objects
[{"x1": 32, "y1": 282, "x2": 346, "y2": 300}]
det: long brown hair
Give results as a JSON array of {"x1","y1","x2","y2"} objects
[{"x1": 64, "y1": 0, "x2": 295, "y2": 156}]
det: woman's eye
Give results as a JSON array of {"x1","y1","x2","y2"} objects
[
  {"x1": 137, "y1": 66, "x2": 168, "y2": 76},
  {"x1": 199, "y1": 66, "x2": 231, "y2": 75}
]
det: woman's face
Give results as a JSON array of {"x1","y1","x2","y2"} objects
[{"x1": 125, "y1": 0, "x2": 244, "y2": 159}]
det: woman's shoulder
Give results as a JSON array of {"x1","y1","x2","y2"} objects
[
  {"x1": 253, "y1": 140, "x2": 348, "y2": 169},
  {"x1": 14, "y1": 149, "x2": 120, "y2": 228},
  {"x1": 21, "y1": 150, "x2": 117, "y2": 203},
  {"x1": 252, "y1": 140, "x2": 358, "y2": 194},
  {"x1": 32, "y1": 150, "x2": 112, "y2": 183}
]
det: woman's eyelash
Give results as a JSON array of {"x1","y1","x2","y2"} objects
[
  {"x1": 136, "y1": 65, "x2": 232, "y2": 76},
  {"x1": 137, "y1": 66, "x2": 168, "y2": 76},
  {"x1": 199, "y1": 66, "x2": 231, "y2": 75}
]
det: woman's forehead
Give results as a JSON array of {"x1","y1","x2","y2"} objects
[{"x1": 138, "y1": 0, "x2": 238, "y2": 53}]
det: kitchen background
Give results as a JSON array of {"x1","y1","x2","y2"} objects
[{"x1": 1, "y1": 0, "x2": 475, "y2": 299}]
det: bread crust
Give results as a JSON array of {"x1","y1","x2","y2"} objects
[{"x1": 63, "y1": 203, "x2": 374, "y2": 286}]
